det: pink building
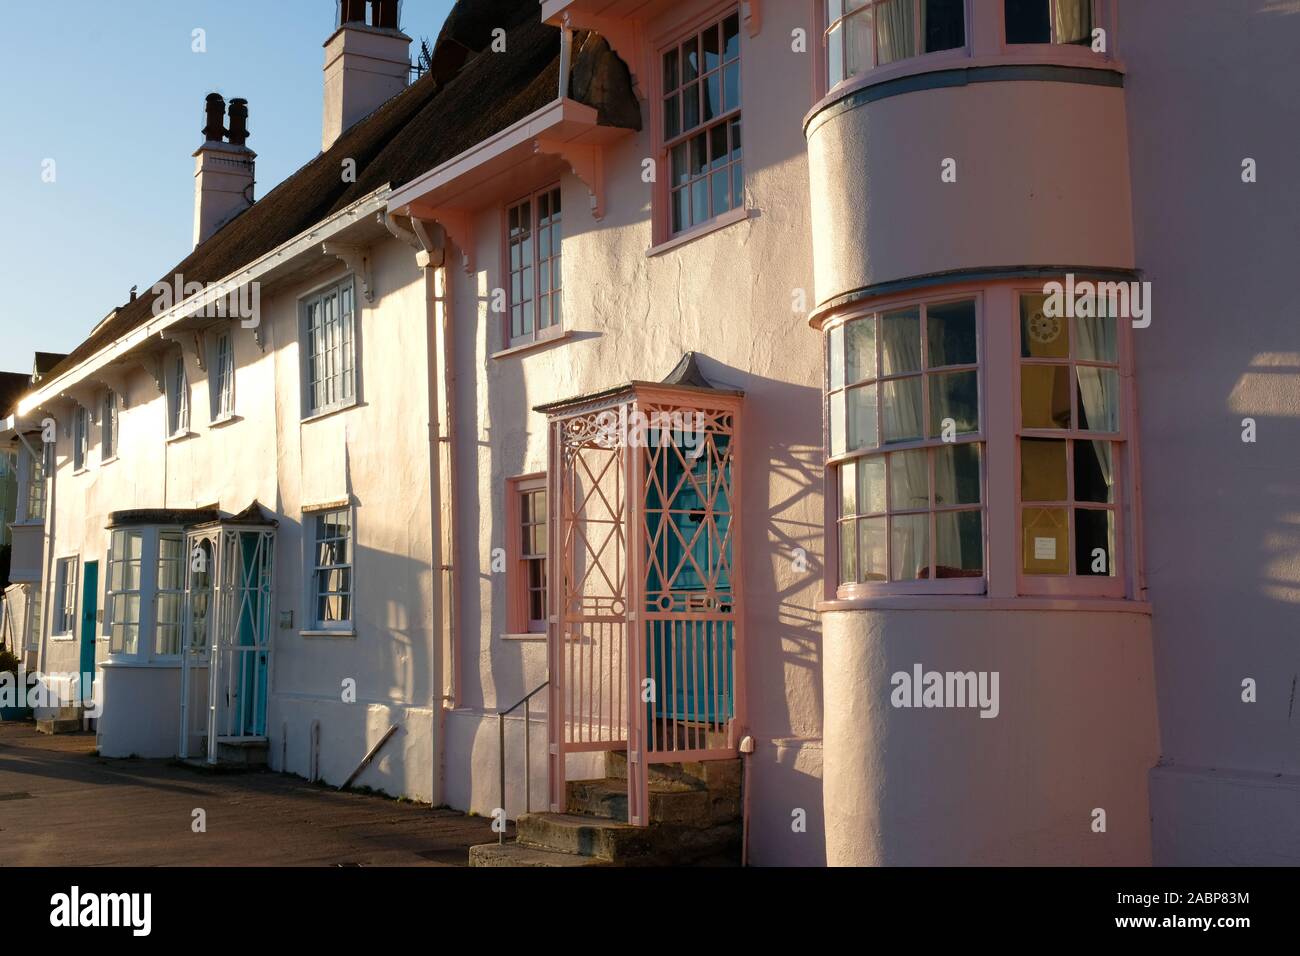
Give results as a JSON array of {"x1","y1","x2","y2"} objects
[{"x1": 6, "y1": 0, "x2": 1297, "y2": 866}]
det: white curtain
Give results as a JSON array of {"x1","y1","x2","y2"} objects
[
  {"x1": 1053, "y1": 0, "x2": 1092, "y2": 44},
  {"x1": 876, "y1": 0, "x2": 915, "y2": 64},
  {"x1": 1075, "y1": 314, "x2": 1118, "y2": 432},
  {"x1": 890, "y1": 449, "x2": 929, "y2": 579}
]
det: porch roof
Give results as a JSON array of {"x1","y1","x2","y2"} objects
[
  {"x1": 533, "y1": 352, "x2": 743, "y2": 416},
  {"x1": 108, "y1": 508, "x2": 221, "y2": 529}
]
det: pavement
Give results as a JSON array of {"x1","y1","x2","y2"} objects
[{"x1": 0, "y1": 720, "x2": 503, "y2": 866}]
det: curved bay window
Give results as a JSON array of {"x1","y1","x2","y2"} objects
[
  {"x1": 828, "y1": 296, "x2": 984, "y2": 592},
  {"x1": 825, "y1": 0, "x2": 967, "y2": 90}
]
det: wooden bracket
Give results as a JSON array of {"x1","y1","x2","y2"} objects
[
  {"x1": 159, "y1": 329, "x2": 208, "y2": 374},
  {"x1": 90, "y1": 363, "x2": 133, "y2": 410},
  {"x1": 742, "y1": 0, "x2": 762, "y2": 37},
  {"x1": 534, "y1": 138, "x2": 605, "y2": 220},
  {"x1": 322, "y1": 242, "x2": 375, "y2": 303},
  {"x1": 135, "y1": 352, "x2": 166, "y2": 395},
  {"x1": 405, "y1": 203, "x2": 475, "y2": 275}
]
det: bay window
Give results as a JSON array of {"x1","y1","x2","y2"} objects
[
  {"x1": 825, "y1": 0, "x2": 967, "y2": 89},
  {"x1": 828, "y1": 296, "x2": 984, "y2": 590},
  {"x1": 105, "y1": 525, "x2": 188, "y2": 661},
  {"x1": 106, "y1": 529, "x2": 143, "y2": 654}
]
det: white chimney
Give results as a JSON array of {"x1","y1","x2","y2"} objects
[
  {"x1": 322, "y1": 0, "x2": 411, "y2": 151},
  {"x1": 192, "y1": 94, "x2": 255, "y2": 248}
]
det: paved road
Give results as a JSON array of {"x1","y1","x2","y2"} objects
[{"x1": 0, "y1": 721, "x2": 499, "y2": 866}]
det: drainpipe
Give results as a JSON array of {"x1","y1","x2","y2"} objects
[{"x1": 558, "y1": 26, "x2": 573, "y2": 99}]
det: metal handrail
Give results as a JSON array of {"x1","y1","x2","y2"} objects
[{"x1": 497, "y1": 680, "x2": 549, "y2": 845}]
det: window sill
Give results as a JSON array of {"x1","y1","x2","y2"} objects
[
  {"x1": 818, "y1": 594, "x2": 1151, "y2": 615},
  {"x1": 647, "y1": 206, "x2": 750, "y2": 258},
  {"x1": 72, "y1": 466, "x2": 89, "y2": 476},
  {"x1": 100, "y1": 658, "x2": 183, "y2": 669},
  {"x1": 301, "y1": 399, "x2": 360, "y2": 425},
  {"x1": 50, "y1": 635, "x2": 74, "y2": 642},
  {"x1": 300, "y1": 629, "x2": 355, "y2": 639},
  {"x1": 491, "y1": 330, "x2": 572, "y2": 361},
  {"x1": 209, "y1": 414, "x2": 242, "y2": 429},
  {"x1": 100, "y1": 455, "x2": 119, "y2": 467},
  {"x1": 11, "y1": 519, "x2": 44, "y2": 528},
  {"x1": 501, "y1": 632, "x2": 547, "y2": 642},
  {"x1": 166, "y1": 430, "x2": 197, "y2": 445}
]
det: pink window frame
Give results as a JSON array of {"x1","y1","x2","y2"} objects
[
  {"x1": 825, "y1": 290, "x2": 988, "y2": 598},
  {"x1": 1012, "y1": 283, "x2": 1129, "y2": 599},
  {"x1": 506, "y1": 473, "x2": 548, "y2": 634},
  {"x1": 502, "y1": 185, "x2": 564, "y2": 351},
  {"x1": 820, "y1": 0, "x2": 972, "y2": 97},
  {"x1": 650, "y1": 2, "x2": 747, "y2": 247}
]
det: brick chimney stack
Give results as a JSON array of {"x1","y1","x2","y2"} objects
[
  {"x1": 322, "y1": 0, "x2": 411, "y2": 151},
  {"x1": 192, "y1": 93, "x2": 256, "y2": 249}
]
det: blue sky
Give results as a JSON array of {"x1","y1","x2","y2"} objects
[{"x1": 0, "y1": 0, "x2": 456, "y2": 374}]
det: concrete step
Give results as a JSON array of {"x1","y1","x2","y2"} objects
[
  {"x1": 469, "y1": 842, "x2": 610, "y2": 867},
  {"x1": 214, "y1": 739, "x2": 268, "y2": 768},
  {"x1": 516, "y1": 812, "x2": 657, "y2": 862},
  {"x1": 35, "y1": 718, "x2": 82, "y2": 735}
]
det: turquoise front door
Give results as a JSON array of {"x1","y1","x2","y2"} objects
[{"x1": 79, "y1": 561, "x2": 99, "y2": 703}]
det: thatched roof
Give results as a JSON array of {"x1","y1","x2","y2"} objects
[{"x1": 45, "y1": 0, "x2": 638, "y2": 383}]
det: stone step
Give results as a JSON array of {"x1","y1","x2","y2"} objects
[
  {"x1": 606, "y1": 751, "x2": 741, "y2": 797},
  {"x1": 515, "y1": 812, "x2": 654, "y2": 862},
  {"x1": 35, "y1": 718, "x2": 82, "y2": 735},
  {"x1": 469, "y1": 842, "x2": 610, "y2": 867},
  {"x1": 214, "y1": 739, "x2": 268, "y2": 768},
  {"x1": 568, "y1": 778, "x2": 721, "y2": 827}
]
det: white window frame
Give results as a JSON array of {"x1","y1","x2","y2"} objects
[
  {"x1": 72, "y1": 406, "x2": 89, "y2": 471},
  {"x1": 22, "y1": 440, "x2": 47, "y2": 522},
  {"x1": 53, "y1": 556, "x2": 79, "y2": 638},
  {"x1": 101, "y1": 390, "x2": 119, "y2": 461},
  {"x1": 301, "y1": 278, "x2": 359, "y2": 419},
  {"x1": 209, "y1": 327, "x2": 236, "y2": 421},
  {"x1": 106, "y1": 529, "x2": 144, "y2": 655},
  {"x1": 25, "y1": 584, "x2": 43, "y2": 651},
  {"x1": 154, "y1": 530, "x2": 185, "y2": 657},
  {"x1": 305, "y1": 504, "x2": 354, "y2": 633},
  {"x1": 166, "y1": 352, "x2": 190, "y2": 438},
  {"x1": 104, "y1": 525, "x2": 185, "y2": 662}
]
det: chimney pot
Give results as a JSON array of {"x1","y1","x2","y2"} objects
[
  {"x1": 372, "y1": 0, "x2": 399, "y2": 29},
  {"x1": 339, "y1": 0, "x2": 367, "y2": 25},
  {"x1": 202, "y1": 92, "x2": 227, "y2": 143},
  {"x1": 227, "y1": 98, "x2": 250, "y2": 147}
]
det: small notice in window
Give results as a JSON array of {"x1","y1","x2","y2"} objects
[{"x1": 1034, "y1": 537, "x2": 1056, "y2": 561}]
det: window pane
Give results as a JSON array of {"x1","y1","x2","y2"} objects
[
  {"x1": 829, "y1": 390, "x2": 846, "y2": 457},
  {"x1": 1020, "y1": 293, "x2": 1069, "y2": 358},
  {"x1": 858, "y1": 516, "x2": 887, "y2": 581},
  {"x1": 846, "y1": 383, "x2": 878, "y2": 451},
  {"x1": 936, "y1": 510, "x2": 983, "y2": 577},
  {"x1": 928, "y1": 370, "x2": 979, "y2": 437},
  {"x1": 844, "y1": 316, "x2": 875, "y2": 384},
  {"x1": 682, "y1": 36, "x2": 699, "y2": 81},
  {"x1": 663, "y1": 47, "x2": 679, "y2": 91},
  {"x1": 1075, "y1": 367, "x2": 1119, "y2": 432},
  {"x1": 935, "y1": 443, "x2": 981, "y2": 506},
  {"x1": 827, "y1": 22, "x2": 845, "y2": 85},
  {"x1": 839, "y1": 460, "x2": 856, "y2": 517},
  {"x1": 723, "y1": 13, "x2": 741, "y2": 61},
  {"x1": 875, "y1": 0, "x2": 915, "y2": 65},
  {"x1": 881, "y1": 308, "x2": 921, "y2": 375},
  {"x1": 1075, "y1": 508, "x2": 1115, "y2": 576},
  {"x1": 1005, "y1": 0, "x2": 1051, "y2": 44},
  {"x1": 1074, "y1": 439, "x2": 1114, "y2": 503},
  {"x1": 1021, "y1": 438, "x2": 1067, "y2": 501},
  {"x1": 845, "y1": 3, "x2": 874, "y2": 76},
  {"x1": 890, "y1": 513, "x2": 929, "y2": 581},
  {"x1": 857, "y1": 454, "x2": 887, "y2": 515},
  {"x1": 723, "y1": 62, "x2": 740, "y2": 111},
  {"x1": 1075, "y1": 312, "x2": 1116, "y2": 363},
  {"x1": 829, "y1": 325, "x2": 844, "y2": 390},
  {"x1": 683, "y1": 82, "x2": 700, "y2": 130},
  {"x1": 923, "y1": 0, "x2": 966, "y2": 52},
  {"x1": 1021, "y1": 364, "x2": 1071, "y2": 429},
  {"x1": 839, "y1": 520, "x2": 857, "y2": 585},
  {"x1": 1022, "y1": 507, "x2": 1068, "y2": 574},
  {"x1": 926, "y1": 299, "x2": 976, "y2": 367},
  {"x1": 881, "y1": 376, "x2": 922, "y2": 443},
  {"x1": 889, "y1": 448, "x2": 929, "y2": 512}
]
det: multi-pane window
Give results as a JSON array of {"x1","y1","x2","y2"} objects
[
  {"x1": 662, "y1": 10, "x2": 743, "y2": 236},
  {"x1": 166, "y1": 353, "x2": 190, "y2": 437},
  {"x1": 154, "y1": 532, "x2": 184, "y2": 655},
  {"x1": 311, "y1": 508, "x2": 352, "y2": 628},
  {"x1": 101, "y1": 390, "x2": 118, "y2": 460},
  {"x1": 24, "y1": 442, "x2": 46, "y2": 521},
  {"x1": 211, "y1": 330, "x2": 235, "y2": 419},
  {"x1": 73, "y1": 406, "x2": 88, "y2": 470},
  {"x1": 106, "y1": 530, "x2": 143, "y2": 654},
  {"x1": 1004, "y1": 0, "x2": 1093, "y2": 45},
  {"x1": 303, "y1": 280, "x2": 357, "y2": 416},
  {"x1": 825, "y1": 0, "x2": 966, "y2": 88},
  {"x1": 828, "y1": 298, "x2": 983, "y2": 587},
  {"x1": 1018, "y1": 292, "x2": 1120, "y2": 578},
  {"x1": 25, "y1": 584, "x2": 43, "y2": 651},
  {"x1": 518, "y1": 483, "x2": 547, "y2": 632},
  {"x1": 54, "y1": 556, "x2": 78, "y2": 635},
  {"x1": 506, "y1": 187, "x2": 563, "y2": 347}
]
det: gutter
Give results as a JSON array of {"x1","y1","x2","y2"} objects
[{"x1": 19, "y1": 186, "x2": 394, "y2": 416}]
